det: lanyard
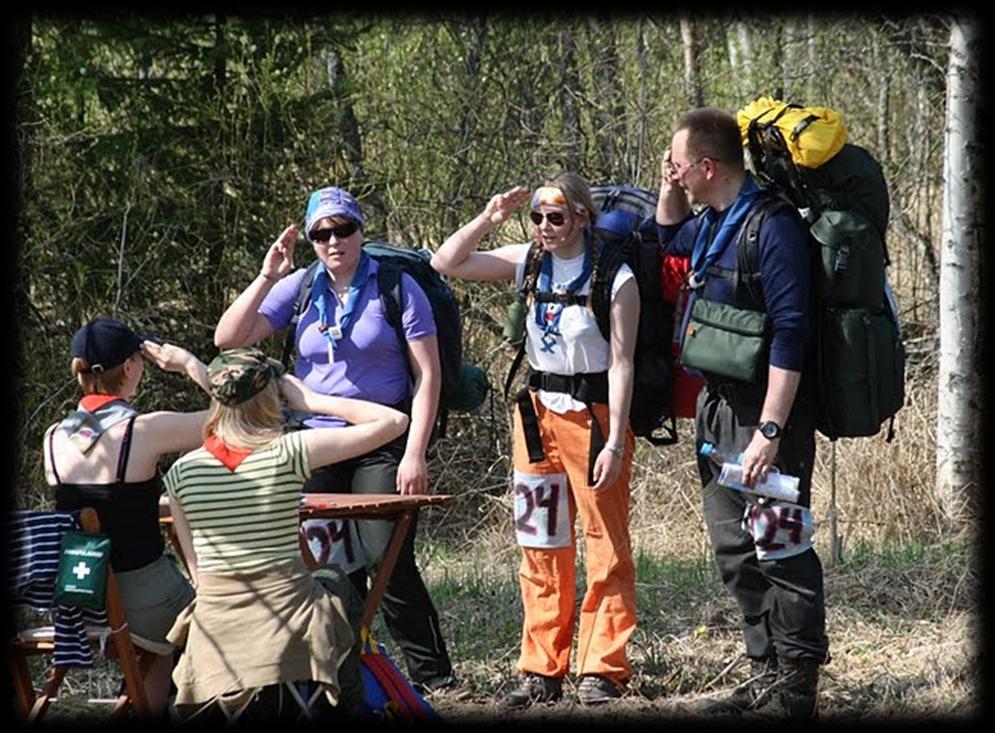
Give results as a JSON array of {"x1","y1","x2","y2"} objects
[{"x1": 312, "y1": 251, "x2": 370, "y2": 361}]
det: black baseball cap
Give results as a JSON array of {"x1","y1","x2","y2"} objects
[{"x1": 70, "y1": 318, "x2": 147, "y2": 374}]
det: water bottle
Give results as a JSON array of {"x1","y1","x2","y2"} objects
[
  {"x1": 699, "y1": 442, "x2": 801, "y2": 503},
  {"x1": 502, "y1": 298, "x2": 528, "y2": 345}
]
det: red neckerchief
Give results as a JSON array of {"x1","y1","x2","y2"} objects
[
  {"x1": 80, "y1": 394, "x2": 123, "y2": 412},
  {"x1": 203, "y1": 434, "x2": 252, "y2": 472}
]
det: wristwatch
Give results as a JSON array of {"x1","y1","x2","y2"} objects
[{"x1": 757, "y1": 420, "x2": 783, "y2": 440}]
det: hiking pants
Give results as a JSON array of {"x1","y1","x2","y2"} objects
[
  {"x1": 512, "y1": 392, "x2": 637, "y2": 686},
  {"x1": 696, "y1": 383, "x2": 829, "y2": 663},
  {"x1": 304, "y1": 435, "x2": 453, "y2": 685}
]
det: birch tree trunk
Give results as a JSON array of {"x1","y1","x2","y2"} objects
[
  {"x1": 679, "y1": 17, "x2": 704, "y2": 108},
  {"x1": 936, "y1": 15, "x2": 982, "y2": 528}
]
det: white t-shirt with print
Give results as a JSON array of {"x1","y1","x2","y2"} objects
[{"x1": 514, "y1": 246, "x2": 634, "y2": 414}]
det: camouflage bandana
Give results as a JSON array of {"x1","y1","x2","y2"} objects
[{"x1": 207, "y1": 347, "x2": 285, "y2": 406}]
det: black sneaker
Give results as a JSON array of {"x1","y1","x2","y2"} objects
[
  {"x1": 498, "y1": 674, "x2": 563, "y2": 710},
  {"x1": 576, "y1": 675, "x2": 623, "y2": 705},
  {"x1": 413, "y1": 674, "x2": 471, "y2": 701}
]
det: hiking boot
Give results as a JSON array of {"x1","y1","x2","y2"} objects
[
  {"x1": 770, "y1": 657, "x2": 820, "y2": 719},
  {"x1": 498, "y1": 673, "x2": 563, "y2": 710},
  {"x1": 689, "y1": 657, "x2": 778, "y2": 715},
  {"x1": 576, "y1": 674, "x2": 624, "y2": 705},
  {"x1": 413, "y1": 674, "x2": 471, "y2": 701}
]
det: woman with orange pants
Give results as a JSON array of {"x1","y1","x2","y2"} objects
[{"x1": 432, "y1": 172, "x2": 639, "y2": 709}]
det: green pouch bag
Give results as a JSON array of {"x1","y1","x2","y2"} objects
[
  {"x1": 54, "y1": 530, "x2": 111, "y2": 610},
  {"x1": 680, "y1": 298, "x2": 769, "y2": 383}
]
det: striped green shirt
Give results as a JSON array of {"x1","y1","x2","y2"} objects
[{"x1": 164, "y1": 431, "x2": 311, "y2": 573}]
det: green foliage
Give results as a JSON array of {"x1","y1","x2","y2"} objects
[{"x1": 16, "y1": 14, "x2": 951, "y2": 513}]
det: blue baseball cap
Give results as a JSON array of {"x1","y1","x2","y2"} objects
[
  {"x1": 304, "y1": 187, "x2": 364, "y2": 238},
  {"x1": 70, "y1": 318, "x2": 147, "y2": 374}
]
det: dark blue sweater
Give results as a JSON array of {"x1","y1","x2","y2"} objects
[{"x1": 658, "y1": 203, "x2": 810, "y2": 372}]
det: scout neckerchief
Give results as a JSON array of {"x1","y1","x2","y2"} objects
[
  {"x1": 311, "y1": 251, "x2": 370, "y2": 363},
  {"x1": 533, "y1": 237, "x2": 594, "y2": 354},
  {"x1": 679, "y1": 175, "x2": 764, "y2": 353},
  {"x1": 59, "y1": 394, "x2": 139, "y2": 454},
  {"x1": 203, "y1": 434, "x2": 252, "y2": 472},
  {"x1": 688, "y1": 174, "x2": 763, "y2": 290}
]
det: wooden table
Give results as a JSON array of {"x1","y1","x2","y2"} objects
[{"x1": 160, "y1": 493, "x2": 453, "y2": 633}]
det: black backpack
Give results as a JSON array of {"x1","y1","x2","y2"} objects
[
  {"x1": 739, "y1": 105, "x2": 906, "y2": 441},
  {"x1": 282, "y1": 242, "x2": 464, "y2": 438},
  {"x1": 505, "y1": 184, "x2": 678, "y2": 446}
]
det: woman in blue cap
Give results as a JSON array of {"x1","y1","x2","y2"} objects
[
  {"x1": 44, "y1": 317, "x2": 211, "y2": 717},
  {"x1": 214, "y1": 187, "x2": 459, "y2": 695}
]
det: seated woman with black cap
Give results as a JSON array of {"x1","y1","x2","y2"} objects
[
  {"x1": 163, "y1": 347, "x2": 408, "y2": 717},
  {"x1": 44, "y1": 317, "x2": 213, "y2": 717}
]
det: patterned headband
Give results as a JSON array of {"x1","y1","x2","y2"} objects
[{"x1": 531, "y1": 186, "x2": 587, "y2": 214}]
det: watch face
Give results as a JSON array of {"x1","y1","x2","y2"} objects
[{"x1": 760, "y1": 421, "x2": 781, "y2": 439}]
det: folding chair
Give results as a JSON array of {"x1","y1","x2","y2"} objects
[{"x1": 10, "y1": 507, "x2": 172, "y2": 723}]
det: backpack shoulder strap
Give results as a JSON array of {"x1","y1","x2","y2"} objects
[
  {"x1": 735, "y1": 194, "x2": 797, "y2": 306},
  {"x1": 591, "y1": 237, "x2": 625, "y2": 343},
  {"x1": 281, "y1": 259, "x2": 323, "y2": 369},
  {"x1": 376, "y1": 255, "x2": 404, "y2": 332}
]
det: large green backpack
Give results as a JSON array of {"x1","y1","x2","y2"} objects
[{"x1": 738, "y1": 101, "x2": 906, "y2": 441}]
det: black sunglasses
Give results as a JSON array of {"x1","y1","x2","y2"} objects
[
  {"x1": 310, "y1": 221, "x2": 360, "y2": 243},
  {"x1": 530, "y1": 211, "x2": 567, "y2": 226}
]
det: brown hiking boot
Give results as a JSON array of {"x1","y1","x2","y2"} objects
[
  {"x1": 770, "y1": 657, "x2": 820, "y2": 719},
  {"x1": 689, "y1": 657, "x2": 779, "y2": 715},
  {"x1": 498, "y1": 673, "x2": 563, "y2": 711}
]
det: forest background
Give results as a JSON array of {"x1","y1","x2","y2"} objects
[{"x1": 9, "y1": 11, "x2": 982, "y2": 721}]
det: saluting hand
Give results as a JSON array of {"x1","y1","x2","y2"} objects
[
  {"x1": 261, "y1": 224, "x2": 298, "y2": 281},
  {"x1": 482, "y1": 186, "x2": 531, "y2": 227},
  {"x1": 141, "y1": 340, "x2": 198, "y2": 375}
]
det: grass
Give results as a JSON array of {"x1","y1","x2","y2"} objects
[{"x1": 16, "y1": 372, "x2": 980, "y2": 723}]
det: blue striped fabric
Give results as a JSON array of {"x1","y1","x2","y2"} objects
[{"x1": 9, "y1": 511, "x2": 108, "y2": 668}]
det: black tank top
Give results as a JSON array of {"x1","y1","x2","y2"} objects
[{"x1": 50, "y1": 416, "x2": 165, "y2": 572}]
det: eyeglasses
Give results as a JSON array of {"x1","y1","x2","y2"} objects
[
  {"x1": 310, "y1": 221, "x2": 360, "y2": 242},
  {"x1": 669, "y1": 156, "x2": 716, "y2": 177},
  {"x1": 529, "y1": 211, "x2": 567, "y2": 226}
]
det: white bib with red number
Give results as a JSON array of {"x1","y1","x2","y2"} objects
[
  {"x1": 741, "y1": 500, "x2": 814, "y2": 560},
  {"x1": 513, "y1": 471, "x2": 572, "y2": 549},
  {"x1": 301, "y1": 518, "x2": 367, "y2": 574}
]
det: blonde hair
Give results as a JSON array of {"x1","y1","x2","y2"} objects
[
  {"x1": 203, "y1": 379, "x2": 285, "y2": 451},
  {"x1": 71, "y1": 356, "x2": 132, "y2": 395}
]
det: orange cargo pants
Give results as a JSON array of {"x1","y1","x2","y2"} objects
[{"x1": 512, "y1": 392, "x2": 637, "y2": 686}]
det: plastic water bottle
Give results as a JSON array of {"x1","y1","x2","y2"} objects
[{"x1": 699, "y1": 442, "x2": 801, "y2": 503}]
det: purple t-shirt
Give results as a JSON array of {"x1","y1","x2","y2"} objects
[{"x1": 259, "y1": 257, "x2": 437, "y2": 428}]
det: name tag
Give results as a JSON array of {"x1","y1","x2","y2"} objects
[
  {"x1": 302, "y1": 518, "x2": 366, "y2": 574},
  {"x1": 513, "y1": 471, "x2": 572, "y2": 549},
  {"x1": 741, "y1": 501, "x2": 814, "y2": 561}
]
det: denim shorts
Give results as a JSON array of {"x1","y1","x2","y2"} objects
[{"x1": 116, "y1": 554, "x2": 195, "y2": 645}]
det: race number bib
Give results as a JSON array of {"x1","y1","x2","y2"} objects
[
  {"x1": 513, "y1": 471, "x2": 572, "y2": 549},
  {"x1": 741, "y1": 501, "x2": 814, "y2": 561},
  {"x1": 302, "y1": 518, "x2": 367, "y2": 574}
]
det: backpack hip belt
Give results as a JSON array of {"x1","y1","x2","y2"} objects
[
  {"x1": 516, "y1": 368, "x2": 609, "y2": 488},
  {"x1": 525, "y1": 369, "x2": 609, "y2": 405}
]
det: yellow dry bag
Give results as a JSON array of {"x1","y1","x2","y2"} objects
[{"x1": 737, "y1": 97, "x2": 847, "y2": 169}]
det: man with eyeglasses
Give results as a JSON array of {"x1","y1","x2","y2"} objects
[
  {"x1": 656, "y1": 108, "x2": 827, "y2": 719},
  {"x1": 214, "y1": 186, "x2": 462, "y2": 699}
]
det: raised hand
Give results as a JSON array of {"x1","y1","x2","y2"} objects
[
  {"x1": 482, "y1": 186, "x2": 531, "y2": 227},
  {"x1": 261, "y1": 224, "x2": 298, "y2": 281},
  {"x1": 141, "y1": 340, "x2": 198, "y2": 375}
]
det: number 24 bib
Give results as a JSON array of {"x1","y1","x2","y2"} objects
[{"x1": 513, "y1": 471, "x2": 573, "y2": 549}]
